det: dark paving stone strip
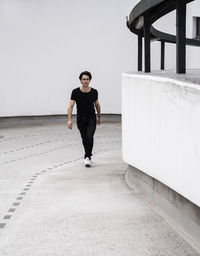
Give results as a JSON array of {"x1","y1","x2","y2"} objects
[
  {"x1": 0, "y1": 142, "x2": 80, "y2": 166},
  {"x1": 1, "y1": 131, "x2": 73, "y2": 143},
  {"x1": 3, "y1": 215, "x2": 12, "y2": 220},
  {"x1": 8, "y1": 208, "x2": 16, "y2": 213},
  {"x1": 0, "y1": 138, "x2": 79, "y2": 158},
  {"x1": 17, "y1": 197, "x2": 23, "y2": 200},
  {"x1": 0, "y1": 146, "x2": 120, "y2": 229},
  {"x1": 0, "y1": 223, "x2": 6, "y2": 228},
  {"x1": 2, "y1": 135, "x2": 22, "y2": 142},
  {"x1": 13, "y1": 203, "x2": 20, "y2": 206}
]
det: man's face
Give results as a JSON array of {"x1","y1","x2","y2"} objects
[{"x1": 81, "y1": 75, "x2": 90, "y2": 88}]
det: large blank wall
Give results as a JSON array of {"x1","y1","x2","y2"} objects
[
  {"x1": 1, "y1": 0, "x2": 200, "y2": 117},
  {"x1": 0, "y1": 0, "x2": 135, "y2": 117}
]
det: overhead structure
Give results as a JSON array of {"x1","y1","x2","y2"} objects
[{"x1": 127, "y1": 0, "x2": 200, "y2": 74}]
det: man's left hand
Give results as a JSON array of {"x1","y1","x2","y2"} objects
[{"x1": 97, "y1": 117, "x2": 101, "y2": 125}]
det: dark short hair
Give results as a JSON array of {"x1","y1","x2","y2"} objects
[{"x1": 79, "y1": 71, "x2": 92, "y2": 80}]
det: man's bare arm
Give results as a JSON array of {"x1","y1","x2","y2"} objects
[
  {"x1": 67, "y1": 100, "x2": 75, "y2": 129},
  {"x1": 95, "y1": 100, "x2": 101, "y2": 125}
]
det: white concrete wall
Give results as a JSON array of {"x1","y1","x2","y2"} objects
[
  {"x1": 1, "y1": 0, "x2": 200, "y2": 117},
  {"x1": 122, "y1": 74, "x2": 200, "y2": 207},
  {"x1": 0, "y1": 0, "x2": 135, "y2": 117}
]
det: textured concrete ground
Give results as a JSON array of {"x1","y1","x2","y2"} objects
[{"x1": 0, "y1": 121, "x2": 199, "y2": 256}]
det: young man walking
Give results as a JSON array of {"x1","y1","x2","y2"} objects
[{"x1": 67, "y1": 71, "x2": 101, "y2": 167}]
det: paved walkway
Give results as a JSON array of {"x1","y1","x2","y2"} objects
[{"x1": 0, "y1": 122, "x2": 199, "y2": 255}]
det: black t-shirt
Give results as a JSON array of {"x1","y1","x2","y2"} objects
[{"x1": 71, "y1": 87, "x2": 98, "y2": 118}]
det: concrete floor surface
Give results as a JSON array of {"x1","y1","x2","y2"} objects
[{"x1": 0, "y1": 122, "x2": 199, "y2": 256}]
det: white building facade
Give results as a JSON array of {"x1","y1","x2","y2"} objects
[{"x1": 122, "y1": 0, "x2": 200, "y2": 210}]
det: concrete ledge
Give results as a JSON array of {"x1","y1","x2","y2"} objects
[
  {"x1": 122, "y1": 73, "x2": 200, "y2": 207},
  {"x1": 0, "y1": 114, "x2": 121, "y2": 129},
  {"x1": 125, "y1": 165, "x2": 200, "y2": 247}
]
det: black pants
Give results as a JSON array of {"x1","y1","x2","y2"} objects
[{"x1": 77, "y1": 115, "x2": 96, "y2": 159}]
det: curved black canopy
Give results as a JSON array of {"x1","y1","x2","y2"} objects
[
  {"x1": 127, "y1": 0, "x2": 200, "y2": 73},
  {"x1": 128, "y1": 0, "x2": 200, "y2": 46}
]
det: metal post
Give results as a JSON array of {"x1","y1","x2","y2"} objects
[
  {"x1": 138, "y1": 35, "x2": 142, "y2": 71},
  {"x1": 176, "y1": 0, "x2": 186, "y2": 74},
  {"x1": 143, "y1": 14, "x2": 151, "y2": 73},
  {"x1": 161, "y1": 41, "x2": 165, "y2": 70}
]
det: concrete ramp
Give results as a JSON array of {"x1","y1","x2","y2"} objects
[{"x1": 0, "y1": 122, "x2": 199, "y2": 255}]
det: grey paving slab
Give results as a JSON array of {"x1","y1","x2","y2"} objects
[
  {"x1": 3, "y1": 215, "x2": 12, "y2": 220},
  {"x1": 8, "y1": 208, "x2": 16, "y2": 213},
  {"x1": 0, "y1": 122, "x2": 198, "y2": 256},
  {"x1": 0, "y1": 223, "x2": 6, "y2": 229},
  {"x1": 12, "y1": 203, "x2": 20, "y2": 207}
]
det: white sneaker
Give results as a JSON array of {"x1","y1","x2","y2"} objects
[{"x1": 84, "y1": 157, "x2": 91, "y2": 167}]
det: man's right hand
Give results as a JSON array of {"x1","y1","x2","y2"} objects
[{"x1": 67, "y1": 121, "x2": 72, "y2": 129}]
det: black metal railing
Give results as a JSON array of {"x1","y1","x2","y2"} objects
[{"x1": 127, "y1": 0, "x2": 200, "y2": 74}]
